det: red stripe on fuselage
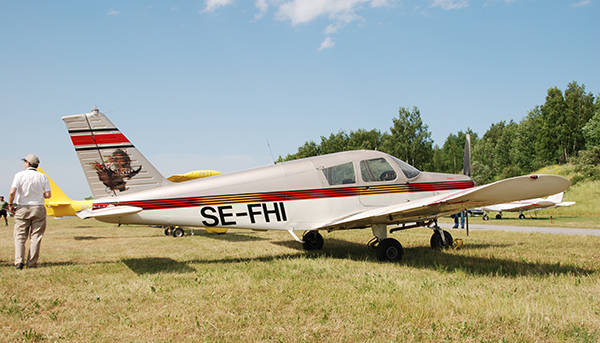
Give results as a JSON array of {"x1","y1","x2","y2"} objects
[
  {"x1": 71, "y1": 133, "x2": 130, "y2": 146},
  {"x1": 92, "y1": 180, "x2": 475, "y2": 211}
]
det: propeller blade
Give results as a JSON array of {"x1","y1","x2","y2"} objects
[
  {"x1": 463, "y1": 133, "x2": 471, "y2": 177},
  {"x1": 464, "y1": 133, "x2": 471, "y2": 236}
]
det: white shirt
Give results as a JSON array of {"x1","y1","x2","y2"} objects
[{"x1": 11, "y1": 167, "x2": 51, "y2": 205}]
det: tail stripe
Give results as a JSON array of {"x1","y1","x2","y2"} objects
[{"x1": 70, "y1": 133, "x2": 131, "y2": 147}]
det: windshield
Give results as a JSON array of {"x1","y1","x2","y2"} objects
[{"x1": 390, "y1": 156, "x2": 421, "y2": 179}]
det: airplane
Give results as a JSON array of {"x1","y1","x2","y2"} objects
[
  {"x1": 480, "y1": 192, "x2": 576, "y2": 220},
  {"x1": 62, "y1": 108, "x2": 572, "y2": 261}
]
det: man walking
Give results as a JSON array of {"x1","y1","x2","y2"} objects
[{"x1": 8, "y1": 154, "x2": 51, "y2": 269}]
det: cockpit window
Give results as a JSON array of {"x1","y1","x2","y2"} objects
[
  {"x1": 360, "y1": 158, "x2": 397, "y2": 182},
  {"x1": 321, "y1": 162, "x2": 356, "y2": 185},
  {"x1": 390, "y1": 156, "x2": 421, "y2": 179}
]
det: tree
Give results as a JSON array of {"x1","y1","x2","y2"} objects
[
  {"x1": 582, "y1": 108, "x2": 600, "y2": 149},
  {"x1": 381, "y1": 106, "x2": 433, "y2": 170},
  {"x1": 537, "y1": 87, "x2": 567, "y2": 163},
  {"x1": 564, "y1": 81, "x2": 596, "y2": 154},
  {"x1": 510, "y1": 107, "x2": 543, "y2": 173}
]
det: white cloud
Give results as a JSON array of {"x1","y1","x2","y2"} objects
[
  {"x1": 107, "y1": 9, "x2": 120, "y2": 15},
  {"x1": 275, "y1": 0, "x2": 371, "y2": 25},
  {"x1": 429, "y1": 0, "x2": 469, "y2": 10},
  {"x1": 571, "y1": 0, "x2": 591, "y2": 8},
  {"x1": 203, "y1": 0, "x2": 396, "y2": 49},
  {"x1": 254, "y1": 0, "x2": 270, "y2": 19},
  {"x1": 204, "y1": 0, "x2": 235, "y2": 12},
  {"x1": 318, "y1": 36, "x2": 335, "y2": 50}
]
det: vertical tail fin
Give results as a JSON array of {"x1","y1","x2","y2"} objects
[
  {"x1": 546, "y1": 192, "x2": 564, "y2": 203},
  {"x1": 62, "y1": 108, "x2": 168, "y2": 199},
  {"x1": 38, "y1": 167, "x2": 73, "y2": 203}
]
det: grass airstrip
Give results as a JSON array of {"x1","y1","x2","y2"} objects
[
  {"x1": 1, "y1": 215, "x2": 599, "y2": 342},
  {"x1": 1, "y1": 179, "x2": 599, "y2": 342}
]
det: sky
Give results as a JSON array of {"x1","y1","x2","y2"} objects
[{"x1": 1, "y1": 0, "x2": 598, "y2": 200}]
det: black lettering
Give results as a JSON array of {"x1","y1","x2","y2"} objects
[
  {"x1": 262, "y1": 203, "x2": 281, "y2": 223},
  {"x1": 218, "y1": 205, "x2": 236, "y2": 226},
  {"x1": 279, "y1": 202, "x2": 287, "y2": 221},
  {"x1": 247, "y1": 204, "x2": 262, "y2": 224},
  {"x1": 201, "y1": 207, "x2": 219, "y2": 227}
]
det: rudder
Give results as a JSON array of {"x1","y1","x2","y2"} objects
[{"x1": 62, "y1": 107, "x2": 168, "y2": 199}]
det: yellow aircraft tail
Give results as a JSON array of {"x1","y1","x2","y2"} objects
[{"x1": 38, "y1": 167, "x2": 92, "y2": 217}]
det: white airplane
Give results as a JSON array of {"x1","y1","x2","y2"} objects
[
  {"x1": 481, "y1": 192, "x2": 576, "y2": 220},
  {"x1": 62, "y1": 108, "x2": 571, "y2": 261}
]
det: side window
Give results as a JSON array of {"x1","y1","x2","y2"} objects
[
  {"x1": 322, "y1": 162, "x2": 356, "y2": 185},
  {"x1": 360, "y1": 158, "x2": 397, "y2": 182}
]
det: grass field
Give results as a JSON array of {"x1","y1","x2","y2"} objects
[{"x1": 1, "y1": 217, "x2": 599, "y2": 342}]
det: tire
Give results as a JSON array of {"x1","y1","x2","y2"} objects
[
  {"x1": 483, "y1": 214, "x2": 489, "y2": 221},
  {"x1": 164, "y1": 227, "x2": 171, "y2": 236},
  {"x1": 172, "y1": 227, "x2": 185, "y2": 237},
  {"x1": 519, "y1": 214, "x2": 526, "y2": 219},
  {"x1": 376, "y1": 238, "x2": 404, "y2": 262},
  {"x1": 430, "y1": 230, "x2": 453, "y2": 250},
  {"x1": 496, "y1": 214, "x2": 502, "y2": 220},
  {"x1": 302, "y1": 231, "x2": 324, "y2": 250}
]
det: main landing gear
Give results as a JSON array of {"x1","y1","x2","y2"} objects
[
  {"x1": 300, "y1": 221, "x2": 454, "y2": 262},
  {"x1": 164, "y1": 226, "x2": 185, "y2": 237}
]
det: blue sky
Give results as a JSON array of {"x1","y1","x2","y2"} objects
[{"x1": 1, "y1": 0, "x2": 598, "y2": 199}]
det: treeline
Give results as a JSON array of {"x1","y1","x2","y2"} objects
[{"x1": 278, "y1": 81, "x2": 600, "y2": 185}]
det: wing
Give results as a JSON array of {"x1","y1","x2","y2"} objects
[
  {"x1": 482, "y1": 199, "x2": 546, "y2": 212},
  {"x1": 317, "y1": 174, "x2": 571, "y2": 231}
]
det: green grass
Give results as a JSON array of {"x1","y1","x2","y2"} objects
[{"x1": 1, "y1": 217, "x2": 599, "y2": 342}]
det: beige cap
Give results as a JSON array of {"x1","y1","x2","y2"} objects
[{"x1": 22, "y1": 154, "x2": 40, "y2": 165}]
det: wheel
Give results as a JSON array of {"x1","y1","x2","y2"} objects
[
  {"x1": 519, "y1": 213, "x2": 526, "y2": 219},
  {"x1": 495, "y1": 214, "x2": 502, "y2": 220},
  {"x1": 172, "y1": 227, "x2": 185, "y2": 237},
  {"x1": 164, "y1": 227, "x2": 171, "y2": 236},
  {"x1": 430, "y1": 230, "x2": 453, "y2": 250},
  {"x1": 302, "y1": 231, "x2": 324, "y2": 250},
  {"x1": 483, "y1": 214, "x2": 489, "y2": 221},
  {"x1": 376, "y1": 238, "x2": 404, "y2": 262}
]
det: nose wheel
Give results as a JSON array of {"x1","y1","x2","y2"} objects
[{"x1": 430, "y1": 229, "x2": 453, "y2": 250}]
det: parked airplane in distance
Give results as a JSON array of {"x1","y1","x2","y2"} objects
[
  {"x1": 480, "y1": 192, "x2": 576, "y2": 220},
  {"x1": 62, "y1": 108, "x2": 571, "y2": 261}
]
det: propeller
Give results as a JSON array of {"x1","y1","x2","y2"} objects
[{"x1": 464, "y1": 133, "x2": 471, "y2": 236}]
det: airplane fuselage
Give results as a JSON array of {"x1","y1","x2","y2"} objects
[{"x1": 91, "y1": 150, "x2": 474, "y2": 231}]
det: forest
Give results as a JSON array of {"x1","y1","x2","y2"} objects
[{"x1": 278, "y1": 81, "x2": 600, "y2": 186}]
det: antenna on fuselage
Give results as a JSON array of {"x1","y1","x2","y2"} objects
[{"x1": 267, "y1": 140, "x2": 276, "y2": 164}]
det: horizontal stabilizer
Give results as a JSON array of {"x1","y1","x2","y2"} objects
[
  {"x1": 45, "y1": 201, "x2": 73, "y2": 207},
  {"x1": 77, "y1": 206, "x2": 143, "y2": 219}
]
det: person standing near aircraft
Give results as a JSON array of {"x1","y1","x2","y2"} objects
[
  {"x1": 453, "y1": 211, "x2": 465, "y2": 229},
  {"x1": 8, "y1": 154, "x2": 51, "y2": 269},
  {"x1": 0, "y1": 196, "x2": 8, "y2": 225}
]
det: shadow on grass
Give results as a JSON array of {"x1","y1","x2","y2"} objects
[
  {"x1": 270, "y1": 237, "x2": 597, "y2": 278},
  {"x1": 188, "y1": 230, "x2": 269, "y2": 242},
  {"x1": 115, "y1": 236, "x2": 597, "y2": 277},
  {"x1": 122, "y1": 257, "x2": 196, "y2": 274}
]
